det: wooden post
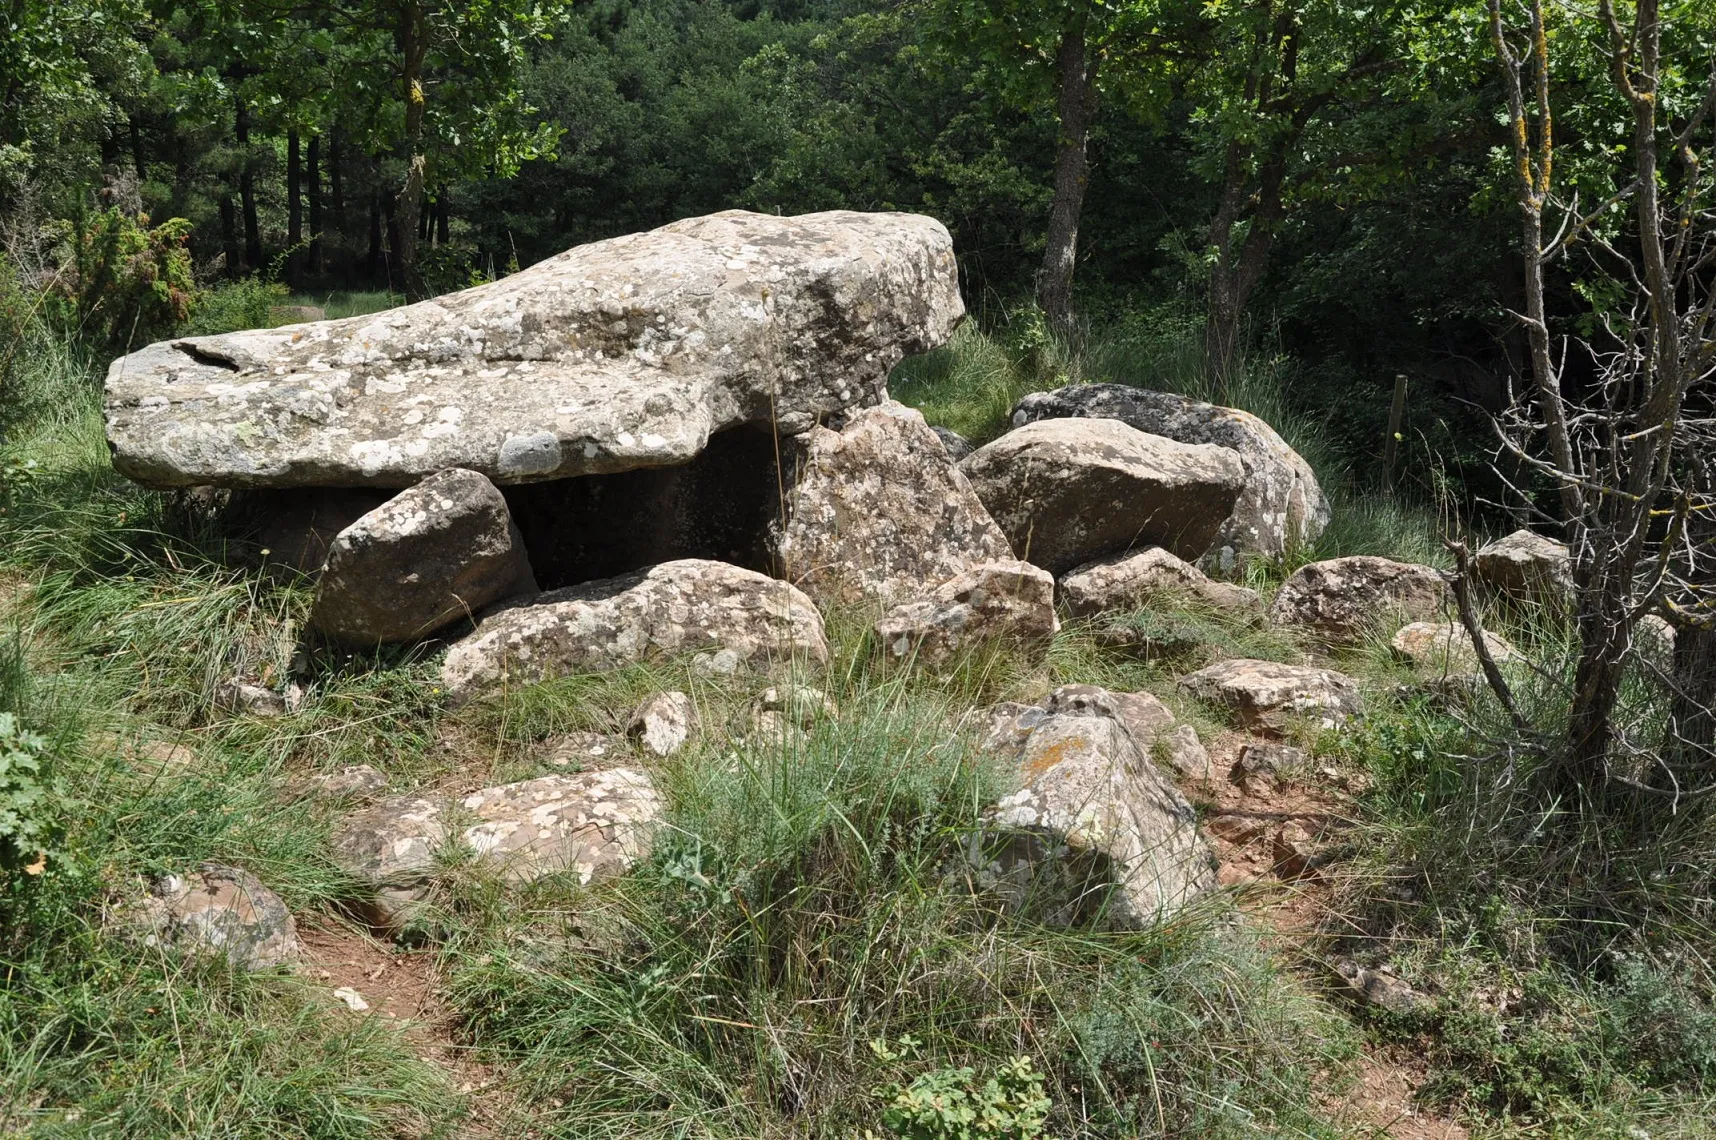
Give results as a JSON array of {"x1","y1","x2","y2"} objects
[{"x1": 1383, "y1": 373, "x2": 1409, "y2": 488}]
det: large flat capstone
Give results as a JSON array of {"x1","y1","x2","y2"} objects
[{"x1": 104, "y1": 210, "x2": 963, "y2": 488}]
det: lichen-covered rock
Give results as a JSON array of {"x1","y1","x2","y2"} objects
[
  {"x1": 308, "y1": 764, "x2": 388, "y2": 798},
  {"x1": 1178, "y1": 658, "x2": 1363, "y2": 732},
  {"x1": 1390, "y1": 621, "x2": 1519, "y2": 676},
  {"x1": 106, "y1": 211, "x2": 963, "y2": 489},
  {"x1": 776, "y1": 401, "x2": 1012, "y2": 606},
  {"x1": 1230, "y1": 742, "x2": 1302, "y2": 796},
  {"x1": 541, "y1": 731, "x2": 629, "y2": 768},
  {"x1": 628, "y1": 691, "x2": 698, "y2": 757},
  {"x1": 1042, "y1": 683, "x2": 1212, "y2": 781},
  {"x1": 873, "y1": 561, "x2": 1057, "y2": 665},
  {"x1": 1012, "y1": 384, "x2": 1329, "y2": 562},
  {"x1": 330, "y1": 770, "x2": 661, "y2": 924},
  {"x1": 960, "y1": 418, "x2": 1244, "y2": 574},
  {"x1": 971, "y1": 714, "x2": 1217, "y2": 927},
  {"x1": 1059, "y1": 546, "x2": 1261, "y2": 618},
  {"x1": 441, "y1": 559, "x2": 827, "y2": 701},
  {"x1": 1474, "y1": 529, "x2": 1572, "y2": 604},
  {"x1": 1269, "y1": 556, "x2": 1450, "y2": 644},
  {"x1": 308, "y1": 468, "x2": 536, "y2": 645},
  {"x1": 932, "y1": 426, "x2": 974, "y2": 462},
  {"x1": 1637, "y1": 613, "x2": 1676, "y2": 671},
  {"x1": 133, "y1": 862, "x2": 300, "y2": 970}
]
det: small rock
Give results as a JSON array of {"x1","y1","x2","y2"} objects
[
  {"x1": 1042, "y1": 683, "x2": 1213, "y2": 781},
  {"x1": 309, "y1": 765, "x2": 387, "y2": 798},
  {"x1": 1636, "y1": 614, "x2": 1676, "y2": 671},
  {"x1": 932, "y1": 426, "x2": 974, "y2": 462},
  {"x1": 1391, "y1": 621, "x2": 1519, "y2": 676},
  {"x1": 960, "y1": 418, "x2": 1245, "y2": 573},
  {"x1": 1178, "y1": 658, "x2": 1363, "y2": 733},
  {"x1": 759, "y1": 684, "x2": 837, "y2": 726},
  {"x1": 874, "y1": 560, "x2": 1058, "y2": 665},
  {"x1": 1270, "y1": 557, "x2": 1450, "y2": 645},
  {"x1": 1271, "y1": 821, "x2": 1319, "y2": 878},
  {"x1": 94, "y1": 731, "x2": 197, "y2": 778},
  {"x1": 541, "y1": 731, "x2": 628, "y2": 768},
  {"x1": 628, "y1": 691, "x2": 698, "y2": 757},
  {"x1": 332, "y1": 986, "x2": 370, "y2": 1012},
  {"x1": 219, "y1": 681, "x2": 287, "y2": 718},
  {"x1": 1231, "y1": 741, "x2": 1302, "y2": 796},
  {"x1": 1334, "y1": 959, "x2": 1430, "y2": 1015},
  {"x1": 132, "y1": 862, "x2": 300, "y2": 970},
  {"x1": 1474, "y1": 529, "x2": 1572, "y2": 605},
  {"x1": 744, "y1": 707, "x2": 796, "y2": 748},
  {"x1": 1059, "y1": 546, "x2": 1262, "y2": 618}
]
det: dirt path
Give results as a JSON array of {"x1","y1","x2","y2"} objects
[{"x1": 1188, "y1": 731, "x2": 1469, "y2": 1140}]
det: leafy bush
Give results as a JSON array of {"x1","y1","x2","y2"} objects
[
  {"x1": 47, "y1": 206, "x2": 197, "y2": 348},
  {"x1": 182, "y1": 277, "x2": 291, "y2": 336},
  {"x1": 874, "y1": 1050, "x2": 1052, "y2": 1140},
  {"x1": 0, "y1": 711, "x2": 59, "y2": 874}
]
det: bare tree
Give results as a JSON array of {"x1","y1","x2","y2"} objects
[{"x1": 1470, "y1": 0, "x2": 1716, "y2": 800}]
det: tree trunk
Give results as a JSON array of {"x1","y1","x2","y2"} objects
[
  {"x1": 393, "y1": 2, "x2": 429, "y2": 299},
  {"x1": 435, "y1": 187, "x2": 449, "y2": 245},
  {"x1": 1036, "y1": 16, "x2": 1096, "y2": 335},
  {"x1": 234, "y1": 94, "x2": 262, "y2": 273},
  {"x1": 128, "y1": 115, "x2": 147, "y2": 182},
  {"x1": 306, "y1": 134, "x2": 322, "y2": 273},
  {"x1": 219, "y1": 193, "x2": 241, "y2": 280},
  {"x1": 329, "y1": 129, "x2": 345, "y2": 234},
  {"x1": 367, "y1": 193, "x2": 384, "y2": 281},
  {"x1": 287, "y1": 129, "x2": 303, "y2": 285}
]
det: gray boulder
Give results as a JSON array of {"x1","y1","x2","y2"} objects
[
  {"x1": 1270, "y1": 556, "x2": 1450, "y2": 644},
  {"x1": 105, "y1": 210, "x2": 962, "y2": 489},
  {"x1": 331, "y1": 769, "x2": 661, "y2": 925},
  {"x1": 1179, "y1": 658, "x2": 1363, "y2": 733},
  {"x1": 1012, "y1": 384, "x2": 1329, "y2": 562},
  {"x1": 932, "y1": 426, "x2": 975, "y2": 462},
  {"x1": 1059, "y1": 546, "x2": 1261, "y2": 618},
  {"x1": 776, "y1": 401, "x2": 1012, "y2": 606},
  {"x1": 1042, "y1": 683, "x2": 1212, "y2": 781},
  {"x1": 308, "y1": 468, "x2": 536, "y2": 645},
  {"x1": 628, "y1": 691, "x2": 698, "y2": 757},
  {"x1": 971, "y1": 714, "x2": 1217, "y2": 927},
  {"x1": 1474, "y1": 529, "x2": 1573, "y2": 604},
  {"x1": 959, "y1": 418, "x2": 1244, "y2": 574},
  {"x1": 132, "y1": 862, "x2": 300, "y2": 970},
  {"x1": 442, "y1": 559, "x2": 827, "y2": 701},
  {"x1": 874, "y1": 560, "x2": 1058, "y2": 665},
  {"x1": 1390, "y1": 621, "x2": 1519, "y2": 676}
]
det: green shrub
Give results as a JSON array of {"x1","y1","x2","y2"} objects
[
  {"x1": 182, "y1": 276, "x2": 292, "y2": 336},
  {"x1": 47, "y1": 206, "x2": 197, "y2": 348},
  {"x1": 875, "y1": 1051, "x2": 1052, "y2": 1140},
  {"x1": 0, "y1": 711, "x2": 59, "y2": 874}
]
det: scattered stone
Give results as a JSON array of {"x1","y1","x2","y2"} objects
[
  {"x1": 1042, "y1": 683, "x2": 1213, "y2": 781},
  {"x1": 1636, "y1": 614, "x2": 1676, "y2": 671},
  {"x1": 94, "y1": 731, "x2": 197, "y2": 778},
  {"x1": 106, "y1": 211, "x2": 962, "y2": 488},
  {"x1": 441, "y1": 559, "x2": 827, "y2": 702},
  {"x1": 627, "y1": 691, "x2": 698, "y2": 757},
  {"x1": 776, "y1": 401, "x2": 1012, "y2": 606},
  {"x1": 1205, "y1": 812, "x2": 1270, "y2": 846},
  {"x1": 971, "y1": 714, "x2": 1217, "y2": 927},
  {"x1": 1271, "y1": 821, "x2": 1321, "y2": 879},
  {"x1": 1473, "y1": 529, "x2": 1572, "y2": 605},
  {"x1": 1178, "y1": 658, "x2": 1363, "y2": 733},
  {"x1": 308, "y1": 468, "x2": 537, "y2": 645},
  {"x1": 1230, "y1": 741, "x2": 1303, "y2": 796},
  {"x1": 1059, "y1": 546, "x2": 1262, "y2": 618},
  {"x1": 331, "y1": 769, "x2": 662, "y2": 926},
  {"x1": 268, "y1": 304, "x2": 326, "y2": 326},
  {"x1": 873, "y1": 561, "x2": 1058, "y2": 665},
  {"x1": 1334, "y1": 959, "x2": 1431, "y2": 1015},
  {"x1": 969, "y1": 702, "x2": 1049, "y2": 758},
  {"x1": 541, "y1": 731, "x2": 629, "y2": 768},
  {"x1": 959, "y1": 417, "x2": 1245, "y2": 574},
  {"x1": 218, "y1": 681, "x2": 287, "y2": 718},
  {"x1": 132, "y1": 862, "x2": 300, "y2": 970},
  {"x1": 743, "y1": 707, "x2": 796, "y2": 749},
  {"x1": 255, "y1": 488, "x2": 391, "y2": 575},
  {"x1": 932, "y1": 426, "x2": 974, "y2": 462},
  {"x1": 309, "y1": 764, "x2": 388, "y2": 798},
  {"x1": 1391, "y1": 621, "x2": 1519, "y2": 676},
  {"x1": 759, "y1": 684, "x2": 837, "y2": 726},
  {"x1": 331, "y1": 986, "x2": 370, "y2": 1012},
  {"x1": 1011, "y1": 384, "x2": 1330, "y2": 561},
  {"x1": 1269, "y1": 556, "x2": 1450, "y2": 644}
]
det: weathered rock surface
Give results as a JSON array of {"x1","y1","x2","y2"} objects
[
  {"x1": 1390, "y1": 621, "x2": 1519, "y2": 675},
  {"x1": 1042, "y1": 683, "x2": 1212, "y2": 781},
  {"x1": 442, "y1": 559, "x2": 827, "y2": 701},
  {"x1": 1230, "y1": 741, "x2": 1303, "y2": 796},
  {"x1": 1012, "y1": 384, "x2": 1329, "y2": 561},
  {"x1": 106, "y1": 210, "x2": 963, "y2": 489},
  {"x1": 217, "y1": 680, "x2": 288, "y2": 718},
  {"x1": 932, "y1": 426, "x2": 974, "y2": 462},
  {"x1": 1474, "y1": 529, "x2": 1572, "y2": 604},
  {"x1": 541, "y1": 731, "x2": 629, "y2": 768},
  {"x1": 628, "y1": 691, "x2": 698, "y2": 757},
  {"x1": 308, "y1": 468, "x2": 536, "y2": 645},
  {"x1": 971, "y1": 714, "x2": 1216, "y2": 926},
  {"x1": 309, "y1": 764, "x2": 388, "y2": 798},
  {"x1": 776, "y1": 401, "x2": 1012, "y2": 606},
  {"x1": 1059, "y1": 546, "x2": 1261, "y2": 618},
  {"x1": 133, "y1": 862, "x2": 300, "y2": 970},
  {"x1": 331, "y1": 770, "x2": 661, "y2": 923},
  {"x1": 1179, "y1": 658, "x2": 1363, "y2": 732},
  {"x1": 960, "y1": 418, "x2": 1244, "y2": 574},
  {"x1": 874, "y1": 561, "x2": 1057, "y2": 665},
  {"x1": 1270, "y1": 556, "x2": 1449, "y2": 644},
  {"x1": 1637, "y1": 613, "x2": 1676, "y2": 671}
]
